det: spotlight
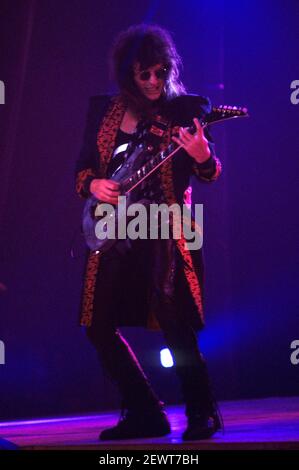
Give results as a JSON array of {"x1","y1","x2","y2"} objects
[{"x1": 160, "y1": 348, "x2": 174, "y2": 368}]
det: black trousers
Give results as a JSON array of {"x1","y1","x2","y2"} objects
[{"x1": 87, "y1": 302, "x2": 214, "y2": 417}]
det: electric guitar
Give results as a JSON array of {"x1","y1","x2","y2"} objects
[{"x1": 82, "y1": 105, "x2": 248, "y2": 253}]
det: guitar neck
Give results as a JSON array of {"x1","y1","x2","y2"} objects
[{"x1": 121, "y1": 104, "x2": 248, "y2": 194}]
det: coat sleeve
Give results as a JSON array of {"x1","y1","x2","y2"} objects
[
  {"x1": 169, "y1": 94, "x2": 222, "y2": 183},
  {"x1": 191, "y1": 96, "x2": 222, "y2": 183},
  {"x1": 75, "y1": 95, "x2": 111, "y2": 198}
]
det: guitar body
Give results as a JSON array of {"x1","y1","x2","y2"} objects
[{"x1": 82, "y1": 144, "x2": 150, "y2": 253}]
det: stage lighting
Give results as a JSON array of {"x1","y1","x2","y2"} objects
[{"x1": 160, "y1": 348, "x2": 174, "y2": 368}]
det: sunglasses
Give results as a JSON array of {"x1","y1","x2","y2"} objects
[{"x1": 136, "y1": 67, "x2": 168, "y2": 82}]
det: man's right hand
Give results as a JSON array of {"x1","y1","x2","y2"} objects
[{"x1": 90, "y1": 179, "x2": 121, "y2": 205}]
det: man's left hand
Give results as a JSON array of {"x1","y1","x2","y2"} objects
[{"x1": 172, "y1": 117, "x2": 211, "y2": 163}]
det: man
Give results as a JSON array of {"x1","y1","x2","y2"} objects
[{"x1": 75, "y1": 23, "x2": 222, "y2": 441}]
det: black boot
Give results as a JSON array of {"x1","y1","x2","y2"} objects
[
  {"x1": 182, "y1": 406, "x2": 222, "y2": 441},
  {"x1": 93, "y1": 330, "x2": 171, "y2": 440},
  {"x1": 99, "y1": 400, "x2": 171, "y2": 440},
  {"x1": 179, "y1": 351, "x2": 223, "y2": 441}
]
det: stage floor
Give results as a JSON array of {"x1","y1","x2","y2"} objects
[{"x1": 0, "y1": 397, "x2": 299, "y2": 450}]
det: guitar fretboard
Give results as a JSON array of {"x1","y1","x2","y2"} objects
[{"x1": 121, "y1": 105, "x2": 248, "y2": 194}]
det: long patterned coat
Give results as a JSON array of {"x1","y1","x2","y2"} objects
[{"x1": 75, "y1": 94, "x2": 221, "y2": 331}]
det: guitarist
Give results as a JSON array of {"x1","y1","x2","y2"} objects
[{"x1": 75, "y1": 23, "x2": 222, "y2": 441}]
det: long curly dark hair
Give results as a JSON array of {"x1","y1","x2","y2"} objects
[{"x1": 110, "y1": 23, "x2": 186, "y2": 117}]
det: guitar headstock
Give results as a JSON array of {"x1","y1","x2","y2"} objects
[{"x1": 202, "y1": 105, "x2": 249, "y2": 126}]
